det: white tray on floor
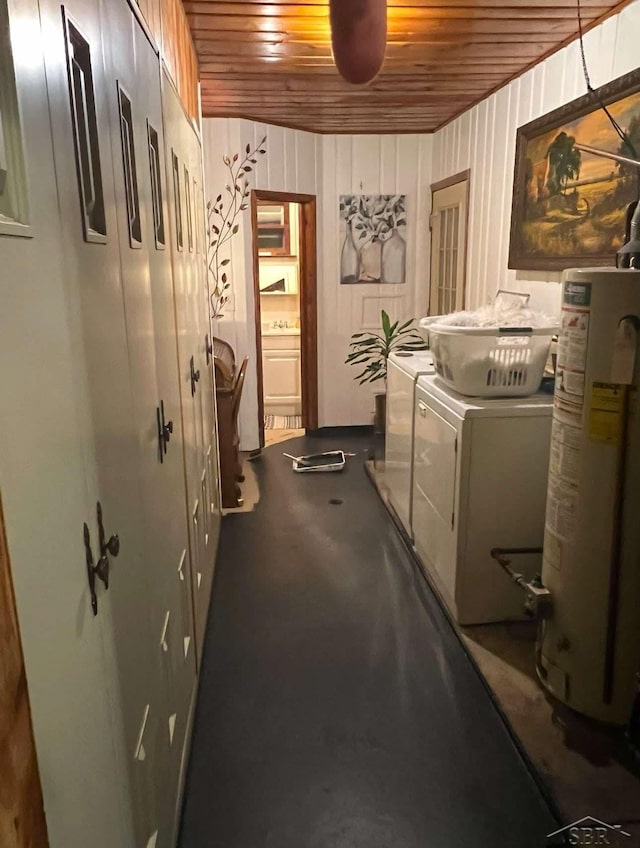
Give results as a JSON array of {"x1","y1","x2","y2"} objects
[{"x1": 287, "y1": 450, "x2": 346, "y2": 473}]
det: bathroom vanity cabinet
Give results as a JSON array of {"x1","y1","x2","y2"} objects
[{"x1": 262, "y1": 333, "x2": 302, "y2": 415}]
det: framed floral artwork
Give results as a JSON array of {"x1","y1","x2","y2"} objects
[{"x1": 339, "y1": 194, "x2": 407, "y2": 283}]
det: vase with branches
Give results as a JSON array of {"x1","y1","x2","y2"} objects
[{"x1": 207, "y1": 135, "x2": 267, "y2": 320}]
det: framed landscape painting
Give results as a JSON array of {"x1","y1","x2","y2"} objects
[{"x1": 508, "y1": 68, "x2": 640, "y2": 271}]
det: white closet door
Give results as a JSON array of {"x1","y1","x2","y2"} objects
[
  {"x1": 429, "y1": 179, "x2": 468, "y2": 315},
  {"x1": 100, "y1": 2, "x2": 196, "y2": 844},
  {"x1": 0, "y1": 2, "x2": 130, "y2": 845},
  {"x1": 162, "y1": 74, "x2": 214, "y2": 662},
  {"x1": 40, "y1": 0, "x2": 163, "y2": 842},
  {"x1": 189, "y1": 132, "x2": 220, "y2": 631},
  {"x1": 133, "y1": 20, "x2": 199, "y2": 843}
]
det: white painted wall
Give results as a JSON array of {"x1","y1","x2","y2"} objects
[
  {"x1": 320, "y1": 134, "x2": 433, "y2": 427},
  {"x1": 431, "y1": 0, "x2": 640, "y2": 317},
  {"x1": 202, "y1": 119, "x2": 319, "y2": 448},
  {"x1": 202, "y1": 120, "x2": 433, "y2": 445}
]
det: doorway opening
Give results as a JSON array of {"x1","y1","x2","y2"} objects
[
  {"x1": 429, "y1": 170, "x2": 470, "y2": 315},
  {"x1": 250, "y1": 190, "x2": 318, "y2": 449}
]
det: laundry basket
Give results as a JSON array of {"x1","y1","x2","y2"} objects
[{"x1": 428, "y1": 323, "x2": 558, "y2": 397}]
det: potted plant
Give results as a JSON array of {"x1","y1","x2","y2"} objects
[{"x1": 345, "y1": 309, "x2": 427, "y2": 433}]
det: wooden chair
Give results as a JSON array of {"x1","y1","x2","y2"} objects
[
  {"x1": 213, "y1": 336, "x2": 236, "y2": 389},
  {"x1": 217, "y1": 354, "x2": 249, "y2": 509}
]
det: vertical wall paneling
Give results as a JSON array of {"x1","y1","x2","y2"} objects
[
  {"x1": 429, "y1": 0, "x2": 640, "y2": 316},
  {"x1": 203, "y1": 120, "x2": 434, "y2": 439},
  {"x1": 201, "y1": 0, "x2": 637, "y2": 436},
  {"x1": 203, "y1": 118, "x2": 322, "y2": 444}
]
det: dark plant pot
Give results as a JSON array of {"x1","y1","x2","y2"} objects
[{"x1": 374, "y1": 391, "x2": 386, "y2": 435}]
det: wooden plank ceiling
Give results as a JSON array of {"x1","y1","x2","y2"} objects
[{"x1": 186, "y1": 0, "x2": 630, "y2": 133}]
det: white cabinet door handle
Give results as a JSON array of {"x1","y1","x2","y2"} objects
[{"x1": 418, "y1": 401, "x2": 427, "y2": 417}]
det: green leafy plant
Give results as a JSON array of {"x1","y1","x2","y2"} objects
[
  {"x1": 208, "y1": 135, "x2": 267, "y2": 319},
  {"x1": 345, "y1": 310, "x2": 427, "y2": 385}
]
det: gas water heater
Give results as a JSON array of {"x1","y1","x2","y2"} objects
[{"x1": 539, "y1": 267, "x2": 640, "y2": 725}]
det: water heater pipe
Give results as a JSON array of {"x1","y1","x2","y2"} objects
[{"x1": 489, "y1": 547, "x2": 553, "y2": 619}]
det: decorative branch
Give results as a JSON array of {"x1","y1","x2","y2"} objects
[{"x1": 207, "y1": 135, "x2": 267, "y2": 319}]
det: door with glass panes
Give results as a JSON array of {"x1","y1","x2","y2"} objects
[{"x1": 429, "y1": 176, "x2": 469, "y2": 315}]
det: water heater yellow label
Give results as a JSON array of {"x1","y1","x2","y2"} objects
[{"x1": 588, "y1": 382, "x2": 624, "y2": 445}]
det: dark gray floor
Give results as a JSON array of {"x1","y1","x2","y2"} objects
[{"x1": 179, "y1": 431, "x2": 558, "y2": 848}]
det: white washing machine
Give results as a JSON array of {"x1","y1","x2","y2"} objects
[
  {"x1": 412, "y1": 375, "x2": 553, "y2": 624},
  {"x1": 385, "y1": 351, "x2": 435, "y2": 538}
]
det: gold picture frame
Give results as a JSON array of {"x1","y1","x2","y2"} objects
[{"x1": 508, "y1": 68, "x2": 640, "y2": 271}]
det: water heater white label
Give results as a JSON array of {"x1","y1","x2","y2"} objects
[
  {"x1": 549, "y1": 419, "x2": 583, "y2": 486},
  {"x1": 558, "y1": 309, "x2": 589, "y2": 371},
  {"x1": 546, "y1": 482, "x2": 578, "y2": 542},
  {"x1": 556, "y1": 284, "x2": 591, "y2": 425}
]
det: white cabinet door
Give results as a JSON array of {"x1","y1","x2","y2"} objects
[
  {"x1": 133, "y1": 27, "x2": 200, "y2": 844},
  {"x1": 414, "y1": 398, "x2": 457, "y2": 527},
  {"x1": 102, "y1": 5, "x2": 200, "y2": 843},
  {"x1": 263, "y1": 348, "x2": 302, "y2": 405},
  {"x1": 412, "y1": 391, "x2": 459, "y2": 605},
  {"x1": 42, "y1": 0, "x2": 168, "y2": 842},
  {"x1": 190, "y1": 135, "x2": 221, "y2": 624},
  {"x1": 162, "y1": 73, "x2": 218, "y2": 664},
  {"x1": 384, "y1": 359, "x2": 414, "y2": 535}
]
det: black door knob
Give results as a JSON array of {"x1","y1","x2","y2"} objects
[
  {"x1": 157, "y1": 402, "x2": 174, "y2": 462},
  {"x1": 85, "y1": 506, "x2": 120, "y2": 616},
  {"x1": 95, "y1": 554, "x2": 110, "y2": 589},
  {"x1": 190, "y1": 356, "x2": 201, "y2": 395},
  {"x1": 105, "y1": 534, "x2": 120, "y2": 557}
]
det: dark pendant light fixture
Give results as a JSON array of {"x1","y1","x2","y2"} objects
[{"x1": 330, "y1": 0, "x2": 387, "y2": 85}]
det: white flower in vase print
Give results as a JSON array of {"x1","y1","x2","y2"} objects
[{"x1": 359, "y1": 238, "x2": 382, "y2": 282}]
